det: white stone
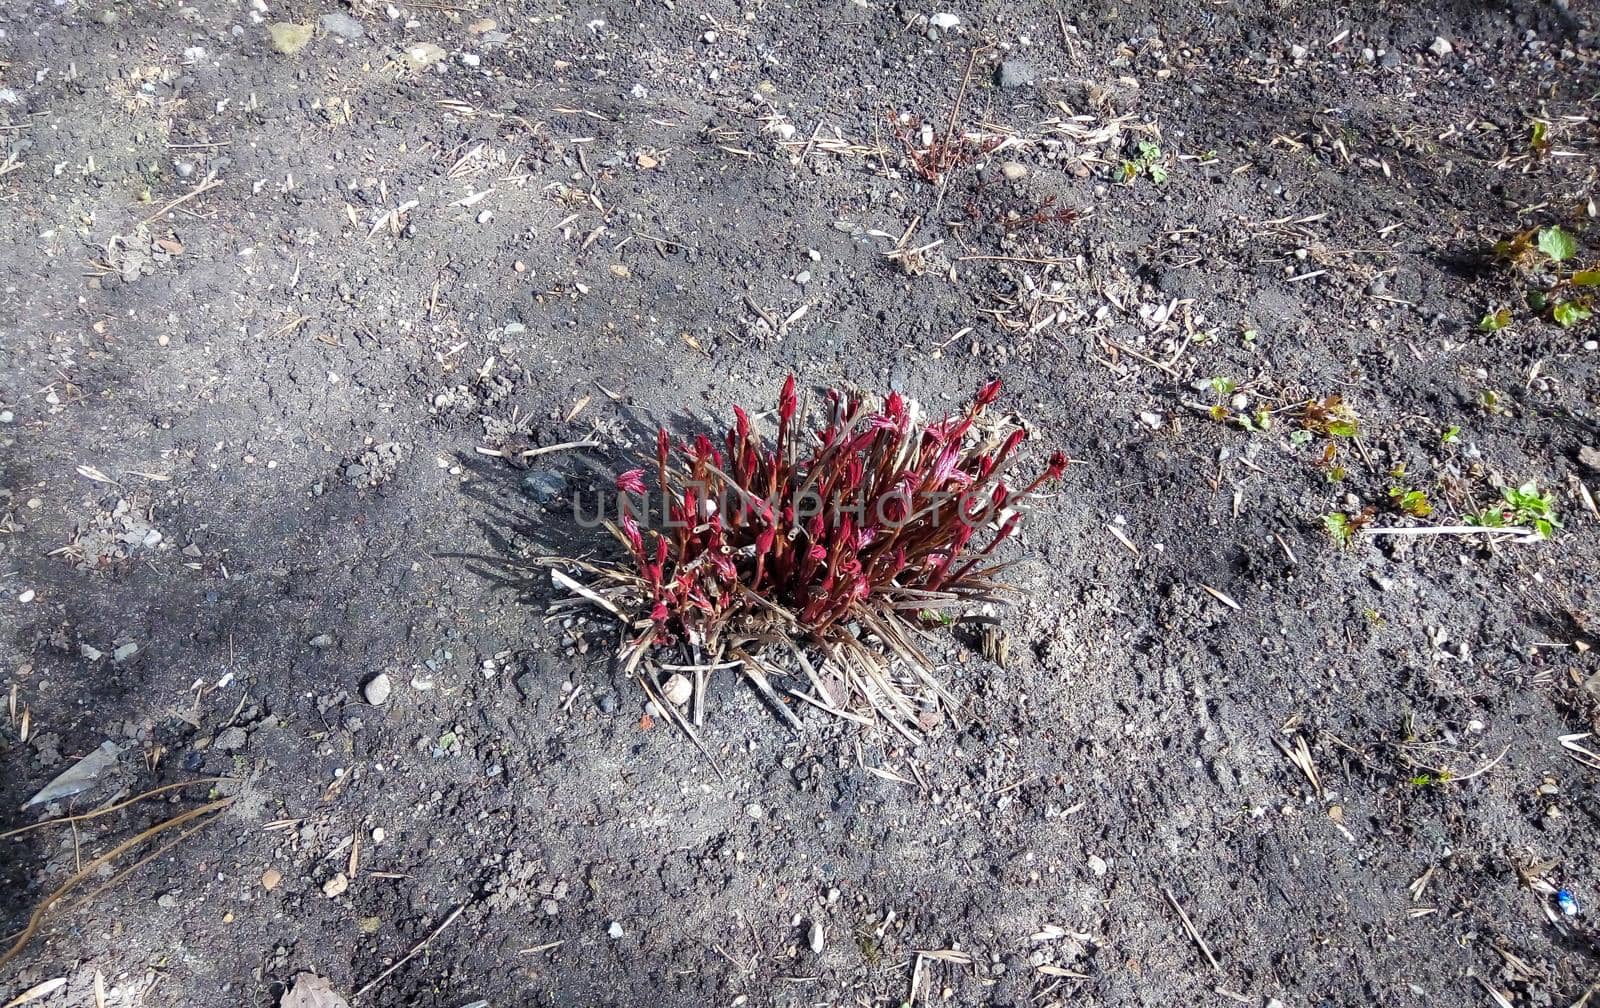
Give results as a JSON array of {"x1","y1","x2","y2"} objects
[
  {"x1": 363, "y1": 672, "x2": 392, "y2": 706},
  {"x1": 661, "y1": 673, "x2": 692, "y2": 706}
]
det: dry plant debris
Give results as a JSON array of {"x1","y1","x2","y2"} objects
[{"x1": 544, "y1": 377, "x2": 1068, "y2": 740}]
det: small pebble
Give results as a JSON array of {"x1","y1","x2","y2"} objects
[
  {"x1": 363, "y1": 672, "x2": 392, "y2": 707},
  {"x1": 661, "y1": 673, "x2": 692, "y2": 706},
  {"x1": 214, "y1": 726, "x2": 248, "y2": 751},
  {"x1": 607, "y1": 921, "x2": 624, "y2": 939}
]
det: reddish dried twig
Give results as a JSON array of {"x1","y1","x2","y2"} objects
[{"x1": 894, "y1": 46, "x2": 1000, "y2": 185}]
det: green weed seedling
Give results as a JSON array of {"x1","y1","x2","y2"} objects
[
  {"x1": 1120, "y1": 140, "x2": 1168, "y2": 184},
  {"x1": 1465, "y1": 481, "x2": 1562, "y2": 540},
  {"x1": 1488, "y1": 225, "x2": 1596, "y2": 329}
]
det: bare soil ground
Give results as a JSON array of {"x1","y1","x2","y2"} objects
[{"x1": 2, "y1": 1, "x2": 1599, "y2": 1006}]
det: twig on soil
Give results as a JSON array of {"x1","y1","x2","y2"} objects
[
  {"x1": 1270, "y1": 533, "x2": 1298, "y2": 565},
  {"x1": 957, "y1": 254, "x2": 1076, "y2": 267},
  {"x1": 1360, "y1": 525, "x2": 1533, "y2": 538},
  {"x1": 1274, "y1": 734, "x2": 1322, "y2": 796},
  {"x1": 1199, "y1": 584, "x2": 1241, "y2": 611},
  {"x1": 1422, "y1": 744, "x2": 1511, "y2": 784},
  {"x1": 2, "y1": 978, "x2": 67, "y2": 1008},
  {"x1": 475, "y1": 439, "x2": 602, "y2": 460},
  {"x1": 1106, "y1": 524, "x2": 1139, "y2": 557},
  {"x1": 0, "y1": 798, "x2": 233, "y2": 971},
  {"x1": 1558, "y1": 733, "x2": 1600, "y2": 772},
  {"x1": 1103, "y1": 338, "x2": 1180, "y2": 378},
  {"x1": 138, "y1": 169, "x2": 221, "y2": 227},
  {"x1": 1475, "y1": 974, "x2": 1516, "y2": 1008},
  {"x1": 1162, "y1": 886, "x2": 1221, "y2": 973},
  {"x1": 0, "y1": 778, "x2": 233, "y2": 841},
  {"x1": 353, "y1": 902, "x2": 468, "y2": 1000}
]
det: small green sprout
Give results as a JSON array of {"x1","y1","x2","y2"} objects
[
  {"x1": 1529, "y1": 120, "x2": 1550, "y2": 154},
  {"x1": 1387, "y1": 487, "x2": 1433, "y2": 518},
  {"x1": 1553, "y1": 301, "x2": 1593, "y2": 328},
  {"x1": 1504, "y1": 482, "x2": 1561, "y2": 539},
  {"x1": 1441, "y1": 425, "x2": 1461, "y2": 445},
  {"x1": 1120, "y1": 140, "x2": 1168, "y2": 184},
  {"x1": 1491, "y1": 225, "x2": 1594, "y2": 328},
  {"x1": 1479, "y1": 308, "x2": 1512, "y2": 332},
  {"x1": 1299, "y1": 395, "x2": 1359, "y2": 438},
  {"x1": 1323, "y1": 512, "x2": 1366, "y2": 546},
  {"x1": 1464, "y1": 481, "x2": 1561, "y2": 540}
]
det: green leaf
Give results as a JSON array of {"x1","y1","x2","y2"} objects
[
  {"x1": 1537, "y1": 225, "x2": 1578, "y2": 263},
  {"x1": 1465, "y1": 509, "x2": 1506, "y2": 529},
  {"x1": 1326, "y1": 420, "x2": 1359, "y2": 438},
  {"x1": 1552, "y1": 300, "x2": 1593, "y2": 328},
  {"x1": 1323, "y1": 513, "x2": 1352, "y2": 546},
  {"x1": 1479, "y1": 309, "x2": 1512, "y2": 331},
  {"x1": 1571, "y1": 270, "x2": 1600, "y2": 287},
  {"x1": 1530, "y1": 120, "x2": 1549, "y2": 149},
  {"x1": 1441, "y1": 425, "x2": 1461, "y2": 444}
]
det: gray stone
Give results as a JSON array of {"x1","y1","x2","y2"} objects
[
  {"x1": 995, "y1": 59, "x2": 1037, "y2": 88},
  {"x1": 215, "y1": 726, "x2": 248, "y2": 751},
  {"x1": 520, "y1": 469, "x2": 567, "y2": 504},
  {"x1": 319, "y1": 11, "x2": 366, "y2": 40}
]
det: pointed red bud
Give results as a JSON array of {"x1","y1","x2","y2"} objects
[
  {"x1": 1046, "y1": 451, "x2": 1069, "y2": 480},
  {"x1": 779, "y1": 375, "x2": 798, "y2": 422},
  {"x1": 615, "y1": 468, "x2": 646, "y2": 495}
]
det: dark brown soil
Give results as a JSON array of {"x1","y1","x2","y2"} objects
[{"x1": 2, "y1": 1, "x2": 1599, "y2": 1006}]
